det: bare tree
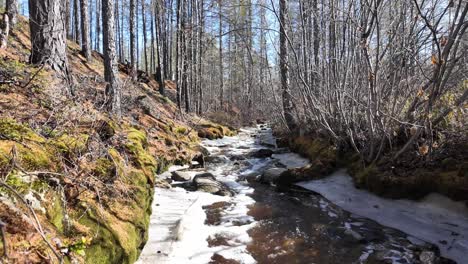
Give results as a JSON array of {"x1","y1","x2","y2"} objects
[{"x1": 279, "y1": 0, "x2": 296, "y2": 130}]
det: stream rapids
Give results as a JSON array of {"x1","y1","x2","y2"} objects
[{"x1": 136, "y1": 126, "x2": 467, "y2": 264}]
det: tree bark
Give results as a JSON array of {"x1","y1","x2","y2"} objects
[
  {"x1": 5, "y1": 0, "x2": 17, "y2": 26},
  {"x1": 0, "y1": 0, "x2": 17, "y2": 49},
  {"x1": 80, "y1": 0, "x2": 91, "y2": 60},
  {"x1": 29, "y1": 0, "x2": 71, "y2": 87},
  {"x1": 279, "y1": 0, "x2": 296, "y2": 130},
  {"x1": 102, "y1": 0, "x2": 121, "y2": 117}
]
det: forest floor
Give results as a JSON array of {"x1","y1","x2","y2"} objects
[{"x1": 0, "y1": 17, "x2": 234, "y2": 263}]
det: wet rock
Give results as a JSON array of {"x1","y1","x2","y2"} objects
[
  {"x1": 229, "y1": 155, "x2": 246, "y2": 161},
  {"x1": 237, "y1": 145, "x2": 250, "y2": 150},
  {"x1": 276, "y1": 162, "x2": 334, "y2": 186},
  {"x1": 250, "y1": 148, "x2": 274, "y2": 158},
  {"x1": 191, "y1": 153, "x2": 205, "y2": 168},
  {"x1": 193, "y1": 173, "x2": 233, "y2": 196},
  {"x1": 260, "y1": 142, "x2": 276, "y2": 148},
  {"x1": 237, "y1": 173, "x2": 259, "y2": 183},
  {"x1": 171, "y1": 171, "x2": 193, "y2": 182},
  {"x1": 205, "y1": 155, "x2": 229, "y2": 164},
  {"x1": 154, "y1": 177, "x2": 172, "y2": 189},
  {"x1": 195, "y1": 145, "x2": 211, "y2": 156},
  {"x1": 419, "y1": 251, "x2": 436, "y2": 264},
  {"x1": 260, "y1": 168, "x2": 288, "y2": 184}
]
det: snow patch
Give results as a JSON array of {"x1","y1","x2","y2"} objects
[{"x1": 297, "y1": 170, "x2": 468, "y2": 263}]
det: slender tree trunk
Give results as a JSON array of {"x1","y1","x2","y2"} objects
[
  {"x1": 175, "y1": 0, "x2": 182, "y2": 108},
  {"x1": 279, "y1": 0, "x2": 296, "y2": 130},
  {"x1": 74, "y1": 0, "x2": 80, "y2": 43},
  {"x1": 130, "y1": 0, "x2": 137, "y2": 80},
  {"x1": 142, "y1": 0, "x2": 148, "y2": 73},
  {"x1": 80, "y1": 0, "x2": 91, "y2": 60},
  {"x1": 154, "y1": 0, "x2": 165, "y2": 95},
  {"x1": 95, "y1": 0, "x2": 101, "y2": 51},
  {"x1": 65, "y1": 0, "x2": 71, "y2": 39},
  {"x1": 218, "y1": 0, "x2": 223, "y2": 110},
  {"x1": 0, "y1": 0, "x2": 17, "y2": 49},
  {"x1": 6, "y1": 0, "x2": 17, "y2": 26},
  {"x1": 102, "y1": 0, "x2": 121, "y2": 117}
]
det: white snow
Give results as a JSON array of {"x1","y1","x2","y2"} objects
[{"x1": 297, "y1": 170, "x2": 468, "y2": 264}]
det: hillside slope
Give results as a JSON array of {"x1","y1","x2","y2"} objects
[{"x1": 0, "y1": 17, "x2": 233, "y2": 263}]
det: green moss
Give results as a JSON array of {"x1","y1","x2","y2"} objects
[
  {"x1": 124, "y1": 128, "x2": 156, "y2": 170},
  {"x1": 46, "y1": 194, "x2": 64, "y2": 233},
  {"x1": 81, "y1": 201, "x2": 143, "y2": 264},
  {"x1": 79, "y1": 213, "x2": 125, "y2": 264},
  {"x1": 3, "y1": 171, "x2": 28, "y2": 193},
  {"x1": 175, "y1": 126, "x2": 187, "y2": 135},
  {"x1": 53, "y1": 133, "x2": 89, "y2": 155},
  {"x1": 0, "y1": 118, "x2": 44, "y2": 143},
  {"x1": 93, "y1": 158, "x2": 115, "y2": 180}
]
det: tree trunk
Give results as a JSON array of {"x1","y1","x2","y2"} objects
[
  {"x1": 142, "y1": 0, "x2": 148, "y2": 73},
  {"x1": 6, "y1": 0, "x2": 17, "y2": 26},
  {"x1": 102, "y1": 0, "x2": 121, "y2": 117},
  {"x1": 279, "y1": 0, "x2": 296, "y2": 130},
  {"x1": 80, "y1": 0, "x2": 91, "y2": 60},
  {"x1": 218, "y1": 0, "x2": 223, "y2": 110},
  {"x1": 29, "y1": 0, "x2": 71, "y2": 82},
  {"x1": 130, "y1": 0, "x2": 137, "y2": 80},
  {"x1": 65, "y1": 0, "x2": 71, "y2": 39},
  {"x1": 95, "y1": 0, "x2": 101, "y2": 51},
  {"x1": 73, "y1": 0, "x2": 80, "y2": 43},
  {"x1": 154, "y1": 0, "x2": 165, "y2": 95},
  {"x1": 0, "y1": 0, "x2": 17, "y2": 49}
]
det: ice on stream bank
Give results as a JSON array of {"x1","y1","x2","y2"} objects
[
  {"x1": 137, "y1": 130, "x2": 261, "y2": 264},
  {"x1": 297, "y1": 170, "x2": 468, "y2": 264}
]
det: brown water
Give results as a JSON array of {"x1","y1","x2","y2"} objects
[{"x1": 201, "y1": 127, "x2": 454, "y2": 264}]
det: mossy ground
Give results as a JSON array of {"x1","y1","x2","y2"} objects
[{"x1": 0, "y1": 15, "x2": 239, "y2": 263}]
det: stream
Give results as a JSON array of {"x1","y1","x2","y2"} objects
[{"x1": 136, "y1": 126, "x2": 468, "y2": 264}]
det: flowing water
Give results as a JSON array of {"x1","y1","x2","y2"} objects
[{"x1": 137, "y1": 126, "x2": 467, "y2": 264}]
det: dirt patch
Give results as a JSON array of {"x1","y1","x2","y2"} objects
[
  {"x1": 209, "y1": 253, "x2": 240, "y2": 264},
  {"x1": 203, "y1": 201, "x2": 233, "y2": 226},
  {"x1": 207, "y1": 234, "x2": 231, "y2": 247}
]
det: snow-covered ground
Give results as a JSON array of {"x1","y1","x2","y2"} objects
[{"x1": 297, "y1": 170, "x2": 468, "y2": 264}]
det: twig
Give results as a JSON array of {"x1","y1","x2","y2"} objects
[
  {"x1": 0, "y1": 181, "x2": 63, "y2": 263},
  {"x1": 21, "y1": 63, "x2": 46, "y2": 89},
  {"x1": 0, "y1": 220, "x2": 8, "y2": 258}
]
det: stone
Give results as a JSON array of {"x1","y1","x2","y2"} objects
[
  {"x1": 191, "y1": 153, "x2": 205, "y2": 168},
  {"x1": 171, "y1": 171, "x2": 193, "y2": 182},
  {"x1": 205, "y1": 155, "x2": 229, "y2": 163},
  {"x1": 344, "y1": 229, "x2": 365, "y2": 242},
  {"x1": 260, "y1": 168, "x2": 288, "y2": 184},
  {"x1": 193, "y1": 173, "x2": 233, "y2": 196},
  {"x1": 419, "y1": 251, "x2": 435, "y2": 264},
  {"x1": 251, "y1": 148, "x2": 274, "y2": 158}
]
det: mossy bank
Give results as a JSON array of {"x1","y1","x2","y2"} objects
[{"x1": 277, "y1": 134, "x2": 468, "y2": 203}]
